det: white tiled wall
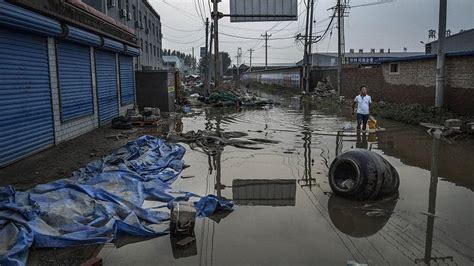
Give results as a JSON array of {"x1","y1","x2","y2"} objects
[{"x1": 48, "y1": 38, "x2": 98, "y2": 144}]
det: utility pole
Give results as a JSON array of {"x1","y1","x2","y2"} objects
[
  {"x1": 303, "y1": 0, "x2": 311, "y2": 92},
  {"x1": 212, "y1": 0, "x2": 220, "y2": 90},
  {"x1": 206, "y1": 22, "x2": 214, "y2": 96},
  {"x1": 435, "y1": 0, "x2": 447, "y2": 107},
  {"x1": 261, "y1": 31, "x2": 272, "y2": 69},
  {"x1": 337, "y1": 0, "x2": 346, "y2": 97},
  {"x1": 306, "y1": 0, "x2": 315, "y2": 93},
  {"x1": 236, "y1": 47, "x2": 242, "y2": 76},
  {"x1": 192, "y1": 47, "x2": 195, "y2": 74},
  {"x1": 248, "y1": 48, "x2": 254, "y2": 70},
  {"x1": 204, "y1": 17, "x2": 209, "y2": 92}
]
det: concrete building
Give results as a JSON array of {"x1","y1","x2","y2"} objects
[
  {"x1": 300, "y1": 50, "x2": 425, "y2": 67},
  {"x1": 0, "y1": 0, "x2": 139, "y2": 167},
  {"x1": 162, "y1": 55, "x2": 183, "y2": 72},
  {"x1": 83, "y1": 0, "x2": 163, "y2": 70},
  {"x1": 425, "y1": 28, "x2": 474, "y2": 54}
]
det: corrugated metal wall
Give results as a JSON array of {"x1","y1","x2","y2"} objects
[
  {"x1": 0, "y1": 28, "x2": 54, "y2": 167},
  {"x1": 57, "y1": 41, "x2": 94, "y2": 121},
  {"x1": 119, "y1": 55, "x2": 134, "y2": 105},
  {"x1": 95, "y1": 50, "x2": 118, "y2": 125}
]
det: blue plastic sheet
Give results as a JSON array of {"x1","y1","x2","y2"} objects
[{"x1": 0, "y1": 136, "x2": 233, "y2": 265}]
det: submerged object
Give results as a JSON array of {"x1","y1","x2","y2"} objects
[
  {"x1": 328, "y1": 149, "x2": 399, "y2": 200},
  {"x1": 170, "y1": 201, "x2": 196, "y2": 236}
]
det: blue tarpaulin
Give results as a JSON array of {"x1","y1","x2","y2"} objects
[{"x1": 0, "y1": 135, "x2": 233, "y2": 265}]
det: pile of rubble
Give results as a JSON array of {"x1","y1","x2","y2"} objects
[
  {"x1": 312, "y1": 81, "x2": 337, "y2": 98},
  {"x1": 193, "y1": 90, "x2": 276, "y2": 108},
  {"x1": 111, "y1": 106, "x2": 161, "y2": 129}
]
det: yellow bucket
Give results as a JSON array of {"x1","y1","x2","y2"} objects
[{"x1": 368, "y1": 116, "x2": 377, "y2": 130}]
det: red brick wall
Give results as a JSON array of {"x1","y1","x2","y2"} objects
[{"x1": 312, "y1": 54, "x2": 474, "y2": 115}]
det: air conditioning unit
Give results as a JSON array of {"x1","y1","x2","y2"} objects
[
  {"x1": 107, "y1": 0, "x2": 116, "y2": 8},
  {"x1": 145, "y1": 28, "x2": 149, "y2": 34},
  {"x1": 134, "y1": 21, "x2": 140, "y2": 28},
  {"x1": 127, "y1": 12, "x2": 132, "y2": 21},
  {"x1": 119, "y1": 9, "x2": 127, "y2": 18}
]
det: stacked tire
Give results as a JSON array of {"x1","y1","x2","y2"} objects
[{"x1": 328, "y1": 149, "x2": 399, "y2": 200}]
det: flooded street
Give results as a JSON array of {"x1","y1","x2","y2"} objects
[{"x1": 97, "y1": 92, "x2": 474, "y2": 265}]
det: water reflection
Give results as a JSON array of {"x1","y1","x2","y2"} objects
[
  {"x1": 416, "y1": 136, "x2": 454, "y2": 264},
  {"x1": 327, "y1": 194, "x2": 398, "y2": 238},
  {"x1": 232, "y1": 179, "x2": 296, "y2": 206}
]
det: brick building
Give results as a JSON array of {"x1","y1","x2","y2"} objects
[{"x1": 337, "y1": 51, "x2": 474, "y2": 115}]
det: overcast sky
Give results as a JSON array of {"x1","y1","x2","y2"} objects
[{"x1": 150, "y1": 0, "x2": 474, "y2": 66}]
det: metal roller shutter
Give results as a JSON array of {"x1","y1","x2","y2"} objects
[
  {"x1": 119, "y1": 55, "x2": 134, "y2": 105},
  {"x1": 96, "y1": 50, "x2": 118, "y2": 125},
  {"x1": 57, "y1": 41, "x2": 93, "y2": 121},
  {"x1": 0, "y1": 28, "x2": 54, "y2": 167}
]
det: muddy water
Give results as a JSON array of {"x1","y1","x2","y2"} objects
[{"x1": 99, "y1": 93, "x2": 474, "y2": 265}]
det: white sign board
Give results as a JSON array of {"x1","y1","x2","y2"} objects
[{"x1": 229, "y1": 0, "x2": 298, "y2": 22}]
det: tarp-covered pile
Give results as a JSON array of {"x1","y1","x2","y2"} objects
[{"x1": 0, "y1": 136, "x2": 233, "y2": 265}]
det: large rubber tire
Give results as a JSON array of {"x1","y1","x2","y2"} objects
[{"x1": 329, "y1": 149, "x2": 398, "y2": 200}]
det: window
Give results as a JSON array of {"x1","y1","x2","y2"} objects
[
  {"x1": 152, "y1": 23, "x2": 155, "y2": 34},
  {"x1": 125, "y1": 0, "x2": 129, "y2": 11},
  {"x1": 118, "y1": 0, "x2": 122, "y2": 9},
  {"x1": 145, "y1": 41, "x2": 148, "y2": 53},
  {"x1": 389, "y1": 63, "x2": 399, "y2": 74},
  {"x1": 156, "y1": 27, "x2": 159, "y2": 37},
  {"x1": 140, "y1": 39, "x2": 143, "y2": 49},
  {"x1": 154, "y1": 45, "x2": 157, "y2": 56},
  {"x1": 150, "y1": 43, "x2": 152, "y2": 55},
  {"x1": 132, "y1": 5, "x2": 136, "y2": 20}
]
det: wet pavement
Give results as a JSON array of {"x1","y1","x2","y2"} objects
[{"x1": 95, "y1": 92, "x2": 474, "y2": 265}]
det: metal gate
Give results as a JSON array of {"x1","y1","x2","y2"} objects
[
  {"x1": 0, "y1": 28, "x2": 54, "y2": 167},
  {"x1": 119, "y1": 55, "x2": 134, "y2": 105},
  {"x1": 95, "y1": 50, "x2": 118, "y2": 125},
  {"x1": 57, "y1": 41, "x2": 93, "y2": 121}
]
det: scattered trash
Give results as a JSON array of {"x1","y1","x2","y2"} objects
[
  {"x1": 170, "y1": 202, "x2": 196, "y2": 236},
  {"x1": 347, "y1": 260, "x2": 368, "y2": 266},
  {"x1": 175, "y1": 236, "x2": 196, "y2": 248},
  {"x1": 328, "y1": 149, "x2": 400, "y2": 200},
  {"x1": 181, "y1": 175, "x2": 195, "y2": 179},
  {"x1": 342, "y1": 123, "x2": 353, "y2": 131},
  {"x1": 111, "y1": 116, "x2": 132, "y2": 129}
]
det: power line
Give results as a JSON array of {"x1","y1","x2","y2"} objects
[
  {"x1": 163, "y1": 35, "x2": 205, "y2": 45},
  {"x1": 162, "y1": 23, "x2": 203, "y2": 33}
]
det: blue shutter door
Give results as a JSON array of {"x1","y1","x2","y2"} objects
[
  {"x1": 0, "y1": 28, "x2": 54, "y2": 167},
  {"x1": 57, "y1": 41, "x2": 93, "y2": 121},
  {"x1": 96, "y1": 50, "x2": 118, "y2": 125},
  {"x1": 119, "y1": 55, "x2": 134, "y2": 105}
]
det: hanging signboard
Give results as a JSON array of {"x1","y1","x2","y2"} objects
[{"x1": 229, "y1": 0, "x2": 298, "y2": 22}]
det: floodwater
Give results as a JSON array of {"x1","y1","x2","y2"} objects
[{"x1": 97, "y1": 92, "x2": 474, "y2": 265}]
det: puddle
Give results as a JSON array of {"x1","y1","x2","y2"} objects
[{"x1": 95, "y1": 92, "x2": 474, "y2": 265}]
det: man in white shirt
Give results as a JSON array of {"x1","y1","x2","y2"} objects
[{"x1": 352, "y1": 86, "x2": 372, "y2": 130}]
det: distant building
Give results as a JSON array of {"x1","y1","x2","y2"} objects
[
  {"x1": 83, "y1": 0, "x2": 163, "y2": 70},
  {"x1": 299, "y1": 50, "x2": 425, "y2": 67},
  {"x1": 162, "y1": 55, "x2": 184, "y2": 73},
  {"x1": 425, "y1": 28, "x2": 474, "y2": 54}
]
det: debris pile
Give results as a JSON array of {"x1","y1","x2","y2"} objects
[
  {"x1": 312, "y1": 81, "x2": 337, "y2": 98},
  {"x1": 167, "y1": 130, "x2": 266, "y2": 152},
  {"x1": 197, "y1": 90, "x2": 276, "y2": 107}
]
